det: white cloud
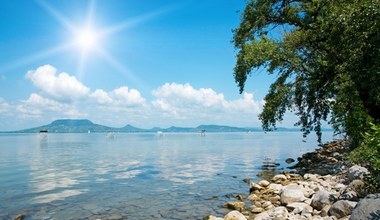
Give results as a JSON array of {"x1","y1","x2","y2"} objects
[
  {"x1": 226, "y1": 92, "x2": 264, "y2": 113},
  {"x1": 87, "y1": 87, "x2": 148, "y2": 127},
  {"x1": 91, "y1": 86, "x2": 145, "y2": 107},
  {"x1": 152, "y1": 98, "x2": 180, "y2": 118},
  {"x1": 110, "y1": 86, "x2": 145, "y2": 106},
  {"x1": 16, "y1": 93, "x2": 85, "y2": 118},
  {"x1": 26, "y1": 65, "x2": 90, "y2": 102},
  {"x1": 6, "y1": 64, "x2": 267, "y2": 129},
  {"x1": 92, "y1": 89, "x2": 113, "y2": 105},
  {"x1": 151, "y1": 83, "x2": 263, "y2": 125},
  {"x1": 16, "y1": 65, "x2": 147, "y2": 127},
  {"x1": 152, "y1": 83, "x2": 225, "y2": 108}
]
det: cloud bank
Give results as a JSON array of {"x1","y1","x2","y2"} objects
[
  {"x1": 1, "y1": 65, "x2": 265, "y2": 130},
  {"x1": 26, "y1": 65, "x2": 90, "y2": 102}
]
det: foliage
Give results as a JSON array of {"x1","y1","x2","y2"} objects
[
  {"x1": 233, "y1": 0, "x2": 380, "y2": 143},
  {"x1": 350, "y1": 122, "x2": 380, "y2": 190}
]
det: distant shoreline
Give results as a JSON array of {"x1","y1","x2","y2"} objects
[
  {"x1": 0, "y1": 119, "x2": 333, "y2": 134},
  {"x1": 0, "y1": 129, "x2": 334, "y2": 134}
]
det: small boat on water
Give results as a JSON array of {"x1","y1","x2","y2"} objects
[
  {"x1": 106, "y1": 132, "x2": 116, "y2": 139},
  {"x1": 39, "y1": 130, "x2": 48, "y2": 133},
  {"x1": 200, "y1": 129, "x2": 206, "y2": 136},
  {"x1": 156, "y1": 131, "x2": 164, "y2": 137}
]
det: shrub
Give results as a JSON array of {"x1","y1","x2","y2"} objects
[{"x1": 350, "y1": 122, "x2": 380, "y2": 191}]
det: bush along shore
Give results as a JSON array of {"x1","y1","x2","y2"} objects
[{"x1": 207, "y1": 139, "x2": 380, "y2": 220}]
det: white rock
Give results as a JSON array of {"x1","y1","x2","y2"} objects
[
  {"x1": 264, "y1": 204, "x2": 275, "y2": 211},
  {"x1": 319, "y1": 180, "x2": 330, "y2": 188},
  {"x1": 320, "y1": 204, "x2": 331, "y2": 217},
  {"x1": 268, "y1": 183, "x2": 284, "y2": 194},
  {"x1": 247, "y1": 193, "x2": 259, "y2": 201},
  {"x1": 272, "y1": 174, "x2": 287, "y2": 183},
  {"x1": 267, "y1": 206, "x2": 289, "y2": 220},
  {"x1": 250, "y1": 183, "x2": 264, "y2": 191},
  {"x1": 207, "y1": 215, "x2": 224, "y2": 220},
  {"x1": 301, "y1": 185, "x2": 315, "y2": 198},
  {"x1": 335, "y1": 183, "x2": 346, "y2": 192},
  {"x1": 347, "y1": 201, "x2": 357, "y2": 208},
  {"x1": 301, "y1": 208, "x2": 313, "y2": 218},
  {"x1": 253, "y1": 211, "x2": 269, "y2": 220},
  {"x1": 287, "y1": 202, "x2": 313, "y2": 214},
  {"x1": 251, "y1": 207, "x2": 265, "y2": 213},
  {"x1": 304, "y1": 198, "x2": 312, "y2": 205},
  {"x1": 348, "y1": 165, "x2": 369, "y2": 181},
  {"x1": 224, "y1": 210, "x2": 247, "y2": 220},
  {"x1": 258, "y1": 180, "x2": 270, "y2": 187},
  {"x1": 311, "y1": 190, "x2": 332, "y2": 210},
  {"x1": 288, "y1": 213, "x2": 302, "y2": 220},
  {"x1": 304, "y1": 174, "x2": 320, "y2": 181},
  {"x1": 280, "y1": 184, "x2": 305, "y2": 205},
  {"x1": 261, "y1": 201, "x2": 272, "y2": 209}
]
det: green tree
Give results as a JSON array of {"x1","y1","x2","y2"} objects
[{"x1": 233, "y1": 0, "x2": 380, "y2": 143}]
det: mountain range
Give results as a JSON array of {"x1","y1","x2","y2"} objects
[
  {"x1": 6, "y1": 119, "x2": 327, "y2": 133},
  {"x1": 6, "y1": 119, "x2": 267, "y2": 133}
]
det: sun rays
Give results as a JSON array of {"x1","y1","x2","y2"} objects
[
  {"x1": 0, "y1": 0, "x2": 176, "y2": 86},
  {"x1": 37, "y1": 0, "x2": 125, "y2": 79}
]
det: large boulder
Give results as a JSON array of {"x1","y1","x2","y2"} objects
[
  {"x1": 311, "y1": 190, "x2": 333, "y2": 210},
  {"x1": 224, "y1": 211, "x2": 247, "y2": 220},
  {"x1": 350, "y1": 193, "x2": 380, "y2": 220},
  {"x1": 328, "y1": 200, "x2": 354, "y2": 219},
  {"x1": 280, "y1": 184, "x2": 305, "y2": 205},
  {"x1": 348, "y1": 165, "x2": 369, "y2": 181}
]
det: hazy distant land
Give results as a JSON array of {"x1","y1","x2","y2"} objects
[{"x1": 2, "y1": 119, "x2": 333, "y2": 133}]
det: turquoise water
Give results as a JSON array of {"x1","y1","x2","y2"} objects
[{"x1": 0, "y1": 132, "x2": 334, "y2": 219}]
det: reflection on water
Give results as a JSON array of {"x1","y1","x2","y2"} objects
[
  {"x1": 29, "y1": 140, "x2": 89, "y2": 204},
  {"x1": 0, "y1": 132, "x2": 334, "y2": 219},
  {"x1": 114, "y1": 169, "x2": 142, "y2": 179},
  {"x1": 33, "y1": 189, "x2": 88, "y2": 204},
  {"x1": 256, "y1": 158, "x2": 282, "y2": 181},
  {"x1": 39, "y1": 133, "x2": 48, "y2": 149}
]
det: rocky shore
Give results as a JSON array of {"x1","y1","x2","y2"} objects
[{"x1": 207, "y1": 139, "x2": 380, "y2": 220}]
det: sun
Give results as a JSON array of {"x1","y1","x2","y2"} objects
[
  {"x1": 8, "y1": 0, "x2": 172, "y2": 82},
  {"x1": 75, "y1": 28, "x2": 98, "y2": 51}
]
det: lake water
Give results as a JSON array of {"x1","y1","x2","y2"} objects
[{"x1": 0, "y1": 132, "x2": 335, "y2": 220}]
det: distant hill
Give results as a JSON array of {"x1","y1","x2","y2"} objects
[
  {"x1": 196, "y1": 124, "x2": 258, "y2": 132},
  {"x1": 119, "y1": 124, "x2": 145, "y2": 132},
  {"x1": 15, "y1": 119, "x2": 115, "y2": 133},
  {"x1": 6, "y1": 118, "x2": 332, "y2": 133},
  {"x1": 160, "y1": 126, "x2": 195, "y2": 133}
]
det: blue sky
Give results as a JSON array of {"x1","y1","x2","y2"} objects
[{"x1": 0, "y1": 0, "x2": 290, "y2": 131}]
